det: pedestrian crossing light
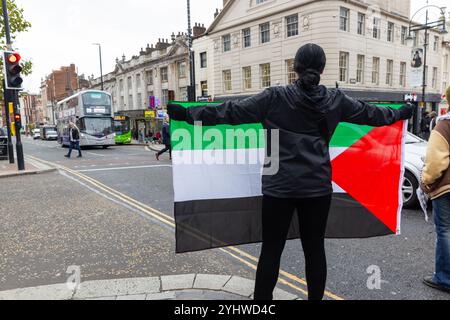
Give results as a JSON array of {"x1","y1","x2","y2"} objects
[{"x1": 3, "y1": 51, "x2": 23, "y2": 90}]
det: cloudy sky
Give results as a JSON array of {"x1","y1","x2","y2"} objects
[{"x1": 12, "y1": 0, "x2": 449, "y2": 93}]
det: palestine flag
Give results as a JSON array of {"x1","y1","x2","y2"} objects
[{"x1": 172, "y1": 102, "x2": 406, "y2": 254}]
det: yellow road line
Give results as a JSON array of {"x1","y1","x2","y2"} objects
[{"x1": 28, "y1": 155, "x2": 344, "y2": 300}]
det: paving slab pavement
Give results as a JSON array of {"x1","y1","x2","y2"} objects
[
  {"x1": 0, "y1": 158, "x2": 56, "y2": 178},
  {"x1": 0, "y1": 275, "x2": 300, "y2": 300}
]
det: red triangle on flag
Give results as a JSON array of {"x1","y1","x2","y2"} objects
[{"x1": 331, "y1": 121, "x2": 405, "y2": 233}]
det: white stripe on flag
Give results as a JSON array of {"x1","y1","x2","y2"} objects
[
  {"x1": 172, "y1": 149, "x2": 265, "y2": 202},
  {"x1": 172, "y1": 148, "x2": 348, "y2": 202}
]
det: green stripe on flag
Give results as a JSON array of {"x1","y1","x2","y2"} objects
[
  {"x1": 330, "y1": 103, "x2": 404, "y2": 148},
  {"x1": 170, "y1": 102, "x2": 264, "y2": 151},
  {"x1": 170, "y1": 101, "x2": 404, "y2": 151}
]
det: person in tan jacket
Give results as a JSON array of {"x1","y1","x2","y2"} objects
[{"x1": 421, "y1": 85, "x2": 450, "y2": 294}]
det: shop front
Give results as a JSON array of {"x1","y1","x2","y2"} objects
[{"x1": 116, "y1": 109, "x2": 167, "y2": 143}]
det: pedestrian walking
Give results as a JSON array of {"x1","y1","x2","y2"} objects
[
  {"x1": 168, "y1": 43, "x2": 414, "y2": 300},
  {"x1": 421, "y1": 85, "x2": 450, "y2": 294},
  {"x1": 65, "y1": 122, "x2": 82, "y2": 158},
  {"x1": 156, "y1": 118, "x2": 171, "y2": 161},
  {"x1": 421, "y1": 111, "x2": 431, "y2": 140}
]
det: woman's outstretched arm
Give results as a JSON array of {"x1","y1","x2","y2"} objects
[
  {"x1": 168, "y1": 88, "x2": 274, "y2": 126},
  {"x1": 338, "y1": 91, "x2": 413, "y2": 126}
]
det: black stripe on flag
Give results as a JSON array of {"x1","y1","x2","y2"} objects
[{"x1": 175, "y1": 194, "x2": 393, "y2": 254}]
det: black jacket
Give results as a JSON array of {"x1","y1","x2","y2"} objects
[
  {"x1": 184, "y1": 83, "x2": 403, "y2": 198},
  {"x1": 70, "y1": 127, "x2": 80, "y2": 142}
]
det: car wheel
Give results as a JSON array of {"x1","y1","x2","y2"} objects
[{"x1": 403, "y1": 171, "x2": 419, "y2": 209}]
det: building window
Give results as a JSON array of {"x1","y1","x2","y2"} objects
[
  {"x1": 357, "y1": 55, "x2": 365, "y2": 84},
  {"x1": 200, "y1": 81, "x2": 208, "y2": 97},
  {"x1": 200, "y1": 52, "x2": 207, "y2": 68},
  {"x1": 256, "y1": 0, "x2": 267, "y2": 4},
  {"x1": 339, "y1": 52, "x2": 349, "y2": 82},
  {"x1": 223, "y1": 70, "x2": 232, "y2": 91},
  {"x1": 387, "y1": 22, "x2": 394, "y2": 42},
  {"x1": 434, "y1": 36, "x2": 439, "y2": 51},
  {"x1": 400, "y1": 62, "x2": 406, "y2": 87},
  {"x1": 146, "y1": 70, "x2": 153, "y2": 85},
  {"x1": 401, "y1": 26, "x2": 408, "y2": 45},
  {"x1": 223, "y1": 34, "x2": 231, "y2": 52},
  {"x1": 162, "y1": 89, "x2": 169, "y2": 106},
  {"x1": 386, "y1": 59, "x2": 393, "y2": 86},
  {"x1": 260, "y1": 22, "x2": 270, "y2": 44},
  {"x1": 243, "y1": 66, "x2": 252, "y2": 90},
  {"x1": 340, "y1": 7, "x2": 350, "y2": 32},
  {"x1": 179, "y1": 87, "x2": 188, "y2": 101},
  {"x1": 372, "y1": 57, "x2": 380, "y2": 84},
  {"x1": 127, "y1": 76, "x2": 132, "y2": 90},
  {"x1": 178, "y1": 61, "x2": 187, "y2": 78},
  {"x1": 161, "y1": 67, "x2": 168, "y2": 82},
  {"x1": 260, "y1": 63, "x2": 271, "y2": 88},
  {"x1": 119, "y1": 79, "x2": 124, "y2": 92},
  {"x1": 243, "y1": 28, "x2": 251, "y2": 48},
  {"x1": 136, "y1": 74, "x2": 141, "y2": 89},
  {"x1": 432, "y1": 67, "x2": 438, "y2": 89},
  {"x1": 424, "y1": 66, "x2": 428, "y2": 86},
  {"x1": 286, "y1": 59, "x2": 296, "y2": 84},
  {"x1": 357, "y1": 13, "x2": 365, "y2": 35},
  {"x1": 373, "y1": 17, "x2": 381, "y2": 39},
  {"x1": 128, "y1": 94, "x2": 133, "y2": 109},
  {"x1": 286, "y1": 14, "x2": 299, "y2": 37},
  {"x1": 137, "y1": 93, "x2": 142, "y2": 107}
]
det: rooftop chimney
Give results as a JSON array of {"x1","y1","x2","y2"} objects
[{"x1": 193, "y1": 22, "x2": 206, "y2": 37}]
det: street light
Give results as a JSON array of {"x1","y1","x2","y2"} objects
[
  {"x1": 92, "y1": 43, "x2": 104, "y2": 91},
  {"x1": 406, "y1": 5, "x2": 447, "y2": 135},
  {"x1": 187, "y1": 0, "x2": 196, "y2": 102}
]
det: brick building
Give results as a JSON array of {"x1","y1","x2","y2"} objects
[{"x1": 40, "y1": 64, "x2": 85, "y2": 124}]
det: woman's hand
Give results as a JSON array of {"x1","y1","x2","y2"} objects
[
  {"x1": 399, "y1": 103, "x2": 414, "y2": 120},
  {"x1": 167, "y1": 104, "x2": 187, "y2": 122}
]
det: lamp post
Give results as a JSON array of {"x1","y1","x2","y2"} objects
[
  {"x1": 187, "y1": 0, "x2": 196, "y2": 102},
  {"x1": 93, "y1": 43, "x2": 104, "y2": 91},
  {"x1": 406, "y1": 5, "x2": 447, "y2": 135}
]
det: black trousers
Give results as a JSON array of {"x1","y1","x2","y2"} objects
[
  {"x1": 157, "y1": 144, "x2": 172, "y2": 159},
  {"x1": 254, "y1": 194, "x2": 332, "y2": 301}
]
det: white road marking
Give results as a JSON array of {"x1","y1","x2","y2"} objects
[
  {"x1": 77, "y1": 164, "x2": 172, "y2": 172},
  {"x1": 85, "y1": 152, "x2": 107, "y2": 157}
]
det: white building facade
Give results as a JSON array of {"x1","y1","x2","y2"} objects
[{"x1": 193, "y1": 0, "x2": 446, "y2": 112}]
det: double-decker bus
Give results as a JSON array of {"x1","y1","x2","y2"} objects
[
  {"x1": 114, "y1": 115, "x2": 131, "y2": 144},
  {"x1": 56, "y1": 90, "x2": 115, "y2": 148}
]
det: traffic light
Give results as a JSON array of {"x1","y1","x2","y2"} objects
[
  {"x1": 3, "y1": 51, "x2": 23, "y2": 90},
  {"x1": 14, "y1": 113, "x2": 22, "y2": 129}
]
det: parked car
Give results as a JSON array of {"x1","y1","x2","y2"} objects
[
  {"x1": 403, "y1": 132, "x2": 427, "y2": 209},
  {"x1": 40, "y1": 126, "x2": 58, "y2": 141},
  {"x1": 33, "y1": 128, "x2": 41, "y2": 140},
  {"x1": 45, "y1": 129, "x2": 58, "y2": 141}
]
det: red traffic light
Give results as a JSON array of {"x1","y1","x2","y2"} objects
[
  {"x1": 7, "y1": 53, "x2": 21, "y2": 64},
  {"x1": 14, "y1": 114, "x2": 21, "y2": 122}
]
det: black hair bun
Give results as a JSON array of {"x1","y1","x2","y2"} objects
[{"x1": 299, "y1": 69, "x2": 321, "y2": 89}]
